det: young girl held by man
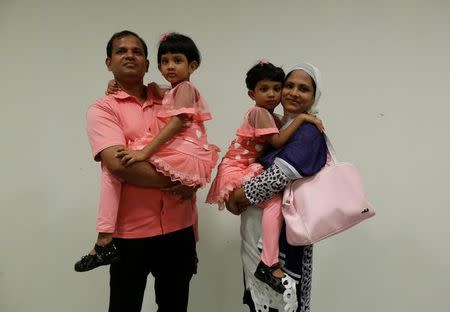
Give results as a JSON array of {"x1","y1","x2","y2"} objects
[{"x1": 75, "y1": 32, "x2": 219, "y2": 272}]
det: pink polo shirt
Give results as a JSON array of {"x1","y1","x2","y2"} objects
[{"x1": 86, "y1": 84, "x2": 196, "y2": 239}]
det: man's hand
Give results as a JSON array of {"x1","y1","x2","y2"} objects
[
  {"x1": 163, "y1": 183, "x2": 198, "y2": 200},
  {"x1": 225, "y1": 187, "x2": 251, "y2": 215}
]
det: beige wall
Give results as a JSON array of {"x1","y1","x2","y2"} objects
[{"x1": 1, "y1": 0, "x2": 449, "y2": 311}]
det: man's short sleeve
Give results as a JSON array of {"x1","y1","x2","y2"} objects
[{"x1": 86, "y1": 98, "x2": 126, "y2": 161}]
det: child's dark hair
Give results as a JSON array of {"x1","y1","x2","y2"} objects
[
  {"x1": 106, "y1": 30, "x2": 148, "y2": 58},
  {"x1": 245, "y1": 61, "x2": 285, "y2": 90},
  {"x1": 157, "y1": 32, "x2": 201, "y2": 66}
]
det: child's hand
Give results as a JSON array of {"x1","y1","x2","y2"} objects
[
  {"x1": 148, "y1": 82, "x2": 169, "y2": 99},
  {"x1": 299, "y1": 114, "x2": 325, "y2": 133},
  {"x1": 105, "y1": 80, "x2": 121, "y2": 95},
  {"x1": 115, "y1": 148, "x2": 148, "y2": 166}
]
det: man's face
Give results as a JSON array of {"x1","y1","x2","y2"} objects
[{"x1": 105, "y1": 35, "x2": 149, "y2": 80}]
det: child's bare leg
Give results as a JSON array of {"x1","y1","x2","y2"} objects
[
  {"x1": 254, "y1": 195, "x2": 287, "y2": 293},
  {"x1": 260, "y1": 196, "x2": 283, "y2": 276}
]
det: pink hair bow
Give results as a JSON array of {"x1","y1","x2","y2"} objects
[
  {"x1": 160, "y1": 32, "x2": 171, "y2": 41},
  {"x1": 259, "y1": 60, "x2": 269, "y2": 66}
]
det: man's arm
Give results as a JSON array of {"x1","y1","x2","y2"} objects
[
  {"x1": 99, "y1": 145, "x2": 174, "y2": 188},
  {"x1": 87, "y1": 99, "x2": 184, "y2": 190}
]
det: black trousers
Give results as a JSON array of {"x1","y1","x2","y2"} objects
[{"x1": 108, "y1": 226, "x2": 197, "y2": 312}]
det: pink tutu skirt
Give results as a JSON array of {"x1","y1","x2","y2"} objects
[
  {"x1": 129, "y1": 134, "x2": 219, "y2": 187},
  {"x1": 206, "y1": 159, "x2": 263, "y2": 209}
]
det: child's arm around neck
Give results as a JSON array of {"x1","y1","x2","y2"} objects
[
  {"x1": 140, "y1": 116, "x2": 184, "y2": 157},
  {"x1": 265, "y1": 113, "x2": 324, "y2": 149}
]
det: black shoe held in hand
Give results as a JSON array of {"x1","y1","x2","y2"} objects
[{"x1": 74, "y1": 241, "x2": 120, "y2": 272}]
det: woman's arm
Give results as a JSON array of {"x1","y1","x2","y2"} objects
[
  {"x1": 225, "y1": 163, "x2": 291, "y2": 214},
  {"x1": 266, "y1": 114, "x2": 324, "y2": 149},
  {"x1": 116, "y1": 116, "x2": 185, "y2": 166},
  {"x1": 226, "y1": 124, "x2": 328, "y2": 213}
]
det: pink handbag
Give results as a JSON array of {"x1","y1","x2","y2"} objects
[{"x1": 281, "y1": 136, "x2": 375, "y2": 246}]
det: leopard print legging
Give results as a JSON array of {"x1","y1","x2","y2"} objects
[{"x1": 243, "y1": 163, "x2": 290, "y2": 204}]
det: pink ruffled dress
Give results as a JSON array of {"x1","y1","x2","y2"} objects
[
  {"x1": 129, "y1": 81, "x2": 219, "y2": 187},
  {"x1": 206, "y1": 106, "x2": 279, "y2": 208}
]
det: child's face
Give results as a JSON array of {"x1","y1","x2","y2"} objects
[
  {"x1": 248, "y1": 79, "x2": 282, "y2": 112},
  {"x1": 158, "y1": 53, "x2": 197, "y2": 86}
]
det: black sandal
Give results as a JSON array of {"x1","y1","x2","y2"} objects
[
  {"x1": 254, "y1": 261, "x2": 286, "y2": 294},
  {"x1": 74, "y1": 241, "x2": 120, "y2": 272}
]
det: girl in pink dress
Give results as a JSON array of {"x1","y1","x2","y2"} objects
[
  {"x1": 76, "y1": 32, "x2": 219, "y2": 272},
  {"x1": 116, "y1": 33, "x2": 219, "y2": 186},
  {"x1": 206, "y1": 61, "x2": 323, "y2": 289}
]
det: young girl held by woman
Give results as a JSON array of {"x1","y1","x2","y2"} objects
[{"x1": 206, "y1": 61, "x2": 323, "y2": 293}]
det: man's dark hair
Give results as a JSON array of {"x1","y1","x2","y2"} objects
[{"x1": 106, "y1": 30, "x2": 148, "y2": 58}]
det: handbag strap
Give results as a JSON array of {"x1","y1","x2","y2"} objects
[
  {"x1": 283, "y1": 134, "x2": 338, "y2": 207},
  {"x1": 324, "y1": 134, "x2": 339, "y2": 164}
]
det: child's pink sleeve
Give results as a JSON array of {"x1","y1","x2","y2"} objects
[
  {"x1": 237, "y1": 106, "x2": 279, "y2": 138},
  {"x1": 158, "y1": 81, "x2": 211, "y2": 122}
]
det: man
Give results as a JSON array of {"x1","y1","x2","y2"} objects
[{"x1": 85, "y1": 30, "x2": 198, "y2": 312}]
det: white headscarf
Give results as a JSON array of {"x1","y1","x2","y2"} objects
[
  {"x1": 281, "y1": 63, "x2": 337, "y2": 164},
  {"x1": 284, "y1": 63, "x2": 322, "y2": 116}
]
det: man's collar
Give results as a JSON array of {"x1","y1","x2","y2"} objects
[
  {"x1": 111, "y1": 84, "x2": 162, "y2": 106},
  {"x1": 111, "y1": 89, "x2": 133, "y2": 100}
]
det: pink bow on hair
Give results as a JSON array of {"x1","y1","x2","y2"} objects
[
  {"x1": 259, "y1": 60, "x2": 269, "y2": 66},
  {"x1": 160, "y1": 32, "x2": 171, "y2": 41}
]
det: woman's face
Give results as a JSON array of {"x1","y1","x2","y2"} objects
[{"x1": 281, "y1": 69, "x2": 315, "y2": 114}]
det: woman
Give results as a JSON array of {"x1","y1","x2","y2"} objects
[{"x1": 226, "y1": 63, "x2": 328, "y2": 312}]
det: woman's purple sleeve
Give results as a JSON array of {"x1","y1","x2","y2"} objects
[{"x1": 244, "y1": 123, "x2": 327, "y2": 204}]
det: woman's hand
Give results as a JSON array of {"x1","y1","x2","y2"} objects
[
  {"x1": 105, "y1": 80, "x2": 121, "y2": 95},
  {"x1": 225, "y1": 187, "x2": 251, "y2": 215},
  {"x1": 115, "y1": 148, "x2": 148, "y2": 166}
]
